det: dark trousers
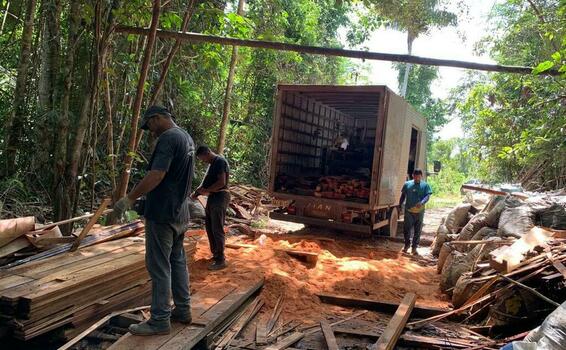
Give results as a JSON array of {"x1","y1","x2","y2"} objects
[
  {"x1": 205, "y1": 192, "x2": 230, "y2": 263},
  {"x1": 145, "y1": 221, "x2": 190, "y2": 322},
  {"x1": 403, "y1": 210, "x2": 425, "y2": 249}
]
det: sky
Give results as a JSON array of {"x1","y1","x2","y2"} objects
[{"x1": 339, "y1": 0, "x2": 498, "y2": 140}]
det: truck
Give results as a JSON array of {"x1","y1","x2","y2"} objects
[{"x1": 268, "y1": 85, "x2": 429, "y2": 236}]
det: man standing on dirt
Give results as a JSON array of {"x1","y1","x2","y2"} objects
[
  {"x1": 399, "y1": 168, "x2": 432, "y2": 255},
  {"x1": 113, "y1": 105, "x2": 195, "y2": 336},
  {"x1": 191, "y1": 146, "x2": 231, "y2": 271}
]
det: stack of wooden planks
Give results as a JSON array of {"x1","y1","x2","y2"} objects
[
  {"x1": 0, "y1": 235, "x2": 197, "y2": 340},
  {"x1": 229, "y1": 184, "x2": 274, "y2": 221}
]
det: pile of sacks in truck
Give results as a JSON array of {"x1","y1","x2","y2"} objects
[{"x1": 431, "y1": 190, "x2": 566, "y2": 308}]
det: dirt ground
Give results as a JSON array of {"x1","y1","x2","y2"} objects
[{"x1": 188, "y1": 209, "x2": 451, "y2": 328}]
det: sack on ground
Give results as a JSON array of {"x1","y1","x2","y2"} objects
[
  {"x1": 444, "y1": 204, "x2": 472, "y2": 234},
  {"x1": 452, "y1": 273, "x2": 481, "y2": 308},
  {"x1": 456, "y1": 213, "x2": 489, "y2": 249},
  {"x1": 431, "y1": 224, "x2": 451, "y2": 256},
  {"x1": 437, "y1": 242, "x2": 454, "y2": 273},
  {"x1": 440, "y1": 250, "x2": 471, "y2": 294},
  {"x1": 497, "y1": 206, "x2": 534, "y2": 238}
]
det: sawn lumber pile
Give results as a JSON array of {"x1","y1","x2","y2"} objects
[{"x1": 0, "y1": 227, "x2": 197, "y2": 340}]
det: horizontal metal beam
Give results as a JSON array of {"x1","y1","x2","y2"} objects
[{"x1": 115, "y1": 26, "x2": 559, "y2": 75}]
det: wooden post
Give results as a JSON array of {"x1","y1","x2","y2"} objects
[{"x1": 374, "y1": 293, "x2": 416, "y2": 350}]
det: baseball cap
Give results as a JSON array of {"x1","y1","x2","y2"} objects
[{"x1": 141, "y1": 105, "x2": 173, "y2": 130}]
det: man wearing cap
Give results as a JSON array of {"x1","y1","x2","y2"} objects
[
  {"x1": 399, "y1": 168, "x2": 432, "y2": 255},
  {"x1": 113, "y1": 105, "x2": 195, "y2": 335}
]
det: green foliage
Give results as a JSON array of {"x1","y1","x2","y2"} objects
[
  {"x1": 394, "y1": 64, "x2": 449, "y2": 141},
  {"x1": 427, "y1": 138, "x2": 477, "y2": 195},
  {"x1": 454, "y1": 0, "x2": 565, "y2": 190}
]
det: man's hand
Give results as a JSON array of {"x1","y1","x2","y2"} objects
[
  {"x1": 190, "y1": 191, "x2": 199, "y2": 200},
  {"x1": 113, "y1": 196, "x2": 135, "y2": 218}
]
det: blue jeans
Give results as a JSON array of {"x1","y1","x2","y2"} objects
[
  {"x1": 145, "y1": 221, "x2": 190, "y2": 322},
  {"x1": 404, "y1": 210, "x2": 425, "y2": 249}
]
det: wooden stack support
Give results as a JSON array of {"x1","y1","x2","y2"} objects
[{"x1": 0, "y1": 236, "x2": 197, "y2": 340}]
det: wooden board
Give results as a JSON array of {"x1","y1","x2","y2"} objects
[
  {"x1": 264, "y1": 332, "x2": 304, "y2": 350},
  {"x1": 273, "y1": 248, "x2": 318, "y2": 264},
  {"x1": 109, "y1": 279, "x2": 264, "y2": 350},
  {"x1": 320, "y1": 320, "x2": 339, "y2": 350},
  {"x1": 373, "y1": 293, "x2": 416, "y2": 350},
  {"x1": 317, "y1": 293, "x2": 448, "y2": 318}
]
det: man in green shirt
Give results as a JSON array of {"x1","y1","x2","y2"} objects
[{"x1": 399, "y1": 169, "x2": 432, "y2": 255}]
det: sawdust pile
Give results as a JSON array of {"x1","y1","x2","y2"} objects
[{"x1": 188, "y1": 230, "x2": 449, "y2": 323}]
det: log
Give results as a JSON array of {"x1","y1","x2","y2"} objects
[
  {"x1": 0, "y1": 216, "x2": 35, "y2": 247},
  {"x1": 374, "y1": 293, "x2": 416, "y2": 350},
  {"x1": 113, "y1": 27, "x2": 559, "y2": 75}
]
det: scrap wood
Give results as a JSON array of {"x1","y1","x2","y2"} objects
[
  {"x1": 373, "y1": 293, "x2": 416, "y2": 350},
  {"x1": 257, "y1": 294, "x2": 284, "y2": 345},
  {"x1": 214, "y1": 297, "x2": 264, "y2": 350},
  {"x1": 320, "y1": 320, "x2": 339, "y2": 350},
  {"x1": 264, "y1": 332, "x2": 304, "y2": 350},
  {"x1": 547, "y1": 252, "x2": 566, "y2": 280},
  {"x1": 266, "y1": 321, "x2": 301, "y2": 343},
  {"x1": 36, "y1": 209, "x2": 113, "y2": 231},
  {"x1": 497, "y1": 273, "x2": 560, "y2": 306},
  {"x1": 301, "y1": 310, "x2": 370, "y2": 335},
  {"x1": 70, "y1": 198, "x2": 112, "y2": 252},
  {"x1": 58, "y1": 305, "x2": 150, "y2": 350},
  {"x1": 0, "y1": 237, "x2": 31, "y2": 259},
  {"x1": 226, "y1": 242, "x2": 257, "y2": 249},
  {"x1": 317, "y1": 293, "x2": 449, "y2": 319}
]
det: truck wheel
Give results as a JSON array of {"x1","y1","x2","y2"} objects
[{"x1": 384, "y1": 207, "x2": 399, "y2": 237}]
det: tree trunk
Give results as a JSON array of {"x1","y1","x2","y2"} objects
[
  {"x1": 3, "y1": 0, "x2": 37, "y2": 175},
  {"x1": 115, "y1": 0, "x2": 161, "y2": 200},
  {"x1": 52, "y1": 0, "x2": 80, "y2": 223},
  {"x1": 217, "y1": 0, "x2": 245, "y2": 154},
  {"x1": 400, "y1": 33, "x2": 414, "y2": 97},
  {"x1": 149, "y1": 0, "x2": 196, "y2": 106}
]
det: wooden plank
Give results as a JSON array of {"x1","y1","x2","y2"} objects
[
  {"x1": 264, "y1": 332, "x2": 304, "y2": 350},
  {"x1": 0, "y1": 236, "x2": 31, "y2": 258},
  {"x1": 373, "y1": 293, "x2": 416, "y2": 350},
  {"x1": 158, "y1": 278, "x2": 264, "y2": 350},
  {"x1": 320, "y1": 320, "x2": 338, "y2": 350},
  {"x1": 273, "y1": 248, "x2": 318, "y2": 264},
  {"x1": 70, "y1": 198, "x2": 111, "y2": 251},
  {"x1": 548, "y1": 255, "x2": 566, "y2": 280},
  {"x1": 317, "y1": 293, "x2": 448, "y2": 318},
  {"x1": 333, "y1": 327, "x2": 472, "y2": 348}
]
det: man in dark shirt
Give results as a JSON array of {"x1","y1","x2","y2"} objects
[
  {"x1": 191, "y1": 146, "x2": 230, "y2": 271},
  {"x1": 113, "y1": 105, "x2": 195, "y2": 335},
  {"x1": 399, "y1": 168, "x2": 432, "y2": 255}
]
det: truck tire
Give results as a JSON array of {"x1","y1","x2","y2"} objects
[{"x1": 383, "y1": 207, "x2": 399, "y2": 237}]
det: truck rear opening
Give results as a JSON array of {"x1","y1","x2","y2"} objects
[{"x1": 269, "y1": 85, "x2": 427, "y2": 236}]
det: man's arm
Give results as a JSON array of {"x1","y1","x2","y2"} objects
[{"x1": 127, "y1": 170, "x2": 166, "y2": 201}]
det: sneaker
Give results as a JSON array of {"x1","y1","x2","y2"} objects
[
  {"x1": 411, "y1": 248, "x2": 419, "y2": 255},
  {"x1": 171, "y1": 307, "x2": 192, "y2": 324},
  {"x1": 208, "y1": 260, "x2": 227, "y2": 271},
  {"x1": 129, "y1": 319, "x2": 170, "y2": 336}
]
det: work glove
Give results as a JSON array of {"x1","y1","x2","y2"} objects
[{"x1": 113, "y1": 197, "x2": 134, "y2": 220}]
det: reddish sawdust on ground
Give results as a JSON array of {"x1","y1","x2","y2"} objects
[{"x1": 188, "y1": 227, "x2": 449, "y2": 325}]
